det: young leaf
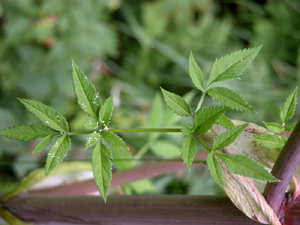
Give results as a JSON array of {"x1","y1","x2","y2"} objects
[
  {"x1": 217, "y1": 115, "x2": 235, "y2": 129},
  {"x1": 181, "y1": 135, "x2": 196, "y2": 170},
  {"x1": 72, "y1": 60, "x2": 102, "y2": 120},
  {"x1": 160, "y1": 88, "x2": 192, "y2": 117},
  {"x1": 181, "y1": 123, "x2": 192, "y2": 136},
  {"x1": 0, "y1": 124, "x2": 58, "y2": 141},
  {"x1": 211, "y1": 123, "x2": 249, "y2": 151},
  {"x1": 84, "y1": 118, "x2": 100, "y2": 129},
  {"x1": 99, "y1": 95, "x2": 114, "y2": 127},
  {"x1": 285, "y1": 123, "x2": 297, "y2": 132},
  {"x1": 189, "y1": 52, "x2": 204, "y2": 92},
  {"x1": 193, "y1": 106, "x2": 229, "y2": 135},
  {"x1": 101, "y1": 130, "x2": 128, "y2": 149},
  {"x1": 207, "y1": 87, "x2": 255, "y2": 112},
  {"x1": 280, "y1": 87, "x2": 298, "y2": 124},
  {"x1": 207, "y1": 45, "x2": 262, "y2": 87},
  {"x1": 45, "y1": 135, "x2": 71, "y2": 176},
  {"x1": 263, "y1": 122, "x2": 283, "y2": 134},
  {"x1": 253, "y1": 134, "x2": 286, "y2": 148},
  {"x1": 207, "y1": 152, "x2": 224, "y2": 186},
  {"x1": 215, "y1": 153, "x2": 279, "y2": 182},
  {"x1": 18, "y1": 98, "x2": 69, "y2": 132},
  {"x1": 33, "y1": 134, "x2": 55, "y2": 153},
  {"x1": 86, "y1": 132, "x2": 100, "y2": 149},
  {"x1": 92, "y1": 140, "x2": 112, "y2": 203}
]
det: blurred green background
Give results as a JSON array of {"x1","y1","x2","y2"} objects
[{"x1": 0, "y1": 0, "x2": 299, "y2": 196}]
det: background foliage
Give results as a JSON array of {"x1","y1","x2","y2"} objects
[{"x1": 0, "y1": 0, "x2": 299, "y2": 196}]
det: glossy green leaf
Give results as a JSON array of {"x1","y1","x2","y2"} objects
[
  {"x1": 99, "y1": 95, "x2": 114, "y2": 127},
  {"x1": 189, "y1": 52, "x2": 204, "y2": 91},
  {"x1": 217, "y1": 115, "x2": 235, "y2": 129},
  {"x1": 280, "y1": 87, "x2": 298, "y2": 124},
  {"x1": 207, "y1": 87, "x2": 255, "y2": 112},
  {"x1": 263, "y1": 122, "x2": 283, "y2": 134},
  {"x1": 253, "y1": 134, "x2": 285, "y2": 148},
  {"x1": 207, "y1": 46, "x2": 262, "y2": 87},
  {"x1": 207, "y1": 152, "x2": 224, "y2": 186},
  {"x1": 0, "y1": 124, "x2": 58, "y2": 141},
  {"x1": 215, "y1": 153, "x2": 279, "y2": 182},
  {"x1": 33, "y1": 135, "x2": 55, "y2": 153},
  {"x1": 160, "y1": 88, "x2": 192, "y2": 117},
  {"x1": 212, "y1": 123, "x2": 249, "y2": 151},
  {"x1": 85, "y1": 131, "x2": 100, "y2": 149},
  {"x1": 92, "y1": 140, "x2": 112, "y2": 202},
  {"x1": 18, "y1": 98, "x2": 69, "y2": 132},
  {"x1": 45, "y1": 135, "x2": 71, "y2": 176},
  {"x1": 181, "y1": 135, "x2": 196, "y2": 170},
  {"x1": 101, "y1": 130, "x2": 128, "y2": 149},
  {"x1": 193, "y1": 106, "x2": 229, "y2": 135},
  {"x1": 72, "y1": 60, "x2": 101, "y2": 120}
]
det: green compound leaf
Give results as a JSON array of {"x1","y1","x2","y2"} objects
[
  {"x1": 101, "y1": 130, "x2": 128, "y2": 149},
  {"x1": 72, "y1": 60, "x2": 102, "y2": 120},
  {"x1": 280, "y1": 87, "x2": 298, "y2": 124},
  {"x1": 33, "y1": 134, "x2": 56, "y2": 153},
  {"x1": 207, "y1": 87, "x2": 255, "y2": 112},
  {"x1": 189, "y1": 52, "x2": 204, "y2": 92},
  {"x1": 160, "y1": 88, "x2": 192, "y2": 117},
  {"x1": 212, "y1": 123, "x2": 249, "y2": 151},
  {"x1": 263, "y1": 122, "x2": 283, "y2": 134},
  {"x1": 215, "y1": 153, "x2": 279, "y2": 182},
  {"x1": 181, "y1": 123, "x2": 193, "y2": 136},
  {"x1": 207, "y1": 45, "x2": 262, "y2": 87},
  {"x1": 18, "y1": 98, "x2": 69, "y2": 132},
  {"x1": 45, "y1": 135, "x2": 71, "y2": 176},
  {"x1": 193, "y1": 106, "x2": 229, "y2": 135},
  {"x1": 0, "y1": 124, "x2": 58, "y2": 141},
  {"x1": 99, "y1": 95, "x2": 114, "y2": 127},
  {"x1": 285, "y1": 123, "x2": 297, "y2": 132},
  {"x1": 207, "y1": 152, "x2": 224, "y2": 187},
  {"x1": 181, "y1": 135, "x2": 196, "y2": 170},
  {"x1": 92, "y1": 140, "x2": 112, "y2": 203},
  {"x1": 86, "y1": 132, "x2": 100, "y2": 149},
  {"x1": 253, "y1": 134, "x2": 286, "y2": 148},
  {"x1": 217, "y1": 115, "x2": 235, "y2": 129}
]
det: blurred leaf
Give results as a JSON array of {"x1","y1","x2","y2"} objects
[
  {"x1": 151, "y1": 141, "x2": 180, "y2": 158},
  {"x1": 253, "y1": 134, "x2": 286, "y2": 148}
]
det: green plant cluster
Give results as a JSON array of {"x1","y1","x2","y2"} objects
[{"x1": 1, "y1": 0, "x2": 300, "y2": 195}]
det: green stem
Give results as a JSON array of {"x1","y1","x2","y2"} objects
[
  {"x1": 196, "y1": 91, "x2": 206, "y2": 112},
  {"x1": 194, "y1": 136, "x2": 211, "y2": 152},
  {"x1": 109, "y1": 128, "x2": 181, "y2": 133},
  {"x1": 68, "y1": 128, "x2": 181, "y2": 136}
]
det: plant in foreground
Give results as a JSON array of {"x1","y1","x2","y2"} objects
[{"x1": 0, "y1": 46, "x2": 298, "y2": 224}]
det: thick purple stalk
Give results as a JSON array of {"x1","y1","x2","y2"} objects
[
  {"x1": 3, "y1": 195, "x2": 260, "y2": 225},
  {"x1": 264, "y1": 120, "x2": 300, "y2": 216}
]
